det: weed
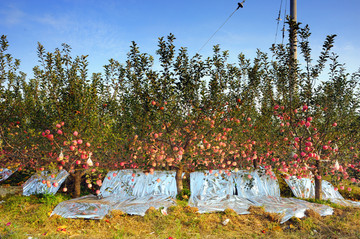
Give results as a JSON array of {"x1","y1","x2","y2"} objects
[
  {"x1": 176, "y1": 188, "x2": 191, "y2": 201},
  {"x1": 301, "y1": 197, "x2": 347, "y2": 209}
]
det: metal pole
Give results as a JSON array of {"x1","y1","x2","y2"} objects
[{"x1": 290, "y1": 0, "x2": 297, "y2": 60}]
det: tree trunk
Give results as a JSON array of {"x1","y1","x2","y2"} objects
[
  {"x1": 253, "y1": 158, "x2": 258, "y2": 169},
  {"x1": 315, "y1": 160, "x2": 322, "y2": 200},
  {"x1": 73, "y1": 170, "x2": 83, "y2": 198},
  {"x1": 176, "y1": 166, "x2": 183, "y2": 196}
]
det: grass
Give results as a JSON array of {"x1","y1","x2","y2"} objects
[{"x1": 1, "y1": 193, "x2": 360, "y2": 238}]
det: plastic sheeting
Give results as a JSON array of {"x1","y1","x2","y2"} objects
[
  {"x1": 51, "y1": 170, "x2": 177, "y2": 219},
  {"x1": 23, "y1": 170, "x2": 69, "y2": 196},
  {"x1": 284, "y1": 177, "x2": 316, "y2": 199},
  {"x1": 101, "y1": 170, "x2": 177, "y2": 199},
  {"x1": 0, "y1": 168, "x2": 16, "y2": 182},
  {"x1": 189, "y1": 171, "x2": 251, "y2": 215},
  {"x1": 233, "y1": 170, "x2": 280, "y2": 198},
  {"x1": 189, "y1": 170, "x2": 333, "y2": 223},
  {"x1": 51, "y1": 195, "x2": 113, "y2": 219},
  {"x1": 285, "y1": 177, "x2": 360, "y2": 207}
]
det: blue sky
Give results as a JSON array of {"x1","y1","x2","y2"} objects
[{"x1": 1, "y1": 0, "x2": 359, "y2": 78}]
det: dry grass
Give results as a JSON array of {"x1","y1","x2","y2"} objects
[{"x1": 0, "y1": 194, "x2": 360, "y2": 239}]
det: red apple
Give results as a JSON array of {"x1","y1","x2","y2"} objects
[
  {"x1": 96, "y1": 180, "x2": 102, "y2": 186},
  {"x1": 47, "y1": 134, "x2": 54, "y2": 141}
]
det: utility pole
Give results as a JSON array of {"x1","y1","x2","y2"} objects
[
  {"x1": 288, "y1": 0, "x2": 297, "y2": 123},
  {"x1": 290, "y1": 0, "x2": 297, "y2": 60}
]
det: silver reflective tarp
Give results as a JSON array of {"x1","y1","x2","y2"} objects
[
  {"x1": 189, "y1": 171, "x2": 251, "y2": 214},
  {"x1": 189, "y1": 170, "x2": 333, "y2": 223},
  {"x1": 233, "y1": 170, "x2": 280, "y2": 198},
  {"x1": 0, "y1": 168, "x2": 16, "y2": 182},
  {"x1": 101, "y1": 170, "x2": 177, "y2": 199},
  {"x1": 285, "y1": 177, "x2": 360, "y2": 207},
  {"x1": 51, "y1": 195, "x2": 113, "y2": 219},
  {"x1": 23, "y1": 170, "x2": 69, "y2": 196},
  {"x1": 51, "y1": 170, "x2": 177, "y2": 219},
  {"x1": 284, "y1": 177, "x2": 315, "y2": 199}
]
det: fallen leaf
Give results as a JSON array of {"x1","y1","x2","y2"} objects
[{"x1": 272, "y1": 226, "x2": 283, "y2": 232}]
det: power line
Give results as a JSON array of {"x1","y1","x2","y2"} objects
[
  {"x1": 273, "y1": 0, "x2": 290, "y2": 48},
  {"x1": 198, "y1": 1, "x2": 245, "y2": 53},
  {"x1": 281, "y1": 0, "x2": 288, "y2": 45},
  {"x1": 274, "y1": 0, "x2": 284, "y2": 46}
]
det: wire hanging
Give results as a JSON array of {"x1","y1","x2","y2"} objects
[
  {"x1": 198, "y1": 1, "x2": 245, "y2": 53},
  {"x1": 281, "y1": 0, "x2": 288, "y2": 45},
  {"x1": 274, "y1": 0, "x2": 284, "y2": 46}
]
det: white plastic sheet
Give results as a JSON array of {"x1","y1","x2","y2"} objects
[
  {"x1": 0, "y1": 168, "x2": 16, "y2": 182},
  {"x1": 23, "y1": 170, "x2": 69, "y2": 196},
  {"x1": 189, "y1": 170, "x2": 333, "y2": 223},
  {"x1": 51, "y1": 170, "x2": 177, "y2": 219},
  {"x1": 285, "y1": 177, "x2": 360, "y2": 207}
]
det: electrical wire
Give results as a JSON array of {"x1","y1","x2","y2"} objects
[
  {"x1": 281, "y1": 0, "x2": 288, "y2": 45},
  {"x1": 197, "y1": 3, "x2": 243, "y2": 53},
  {"x1": 274, "y1": 0, "x2": 283, "y2": 46}
]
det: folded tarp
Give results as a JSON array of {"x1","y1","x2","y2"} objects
[
  {"x1": 23, "y1": 170, "x2": 69, "y2": 196},
  {"x1": 189, "y1": 170, "x2": 333, "y2": 223},
  {"x1": 285, "y1": 177, "x2": 360, "y2": 207},
  {"x1": 0, "y1": 168, "x2": 16, "y2": 182},
  {"x1": 51, "y1": 170, "x2": 177, "y2": 219}
]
